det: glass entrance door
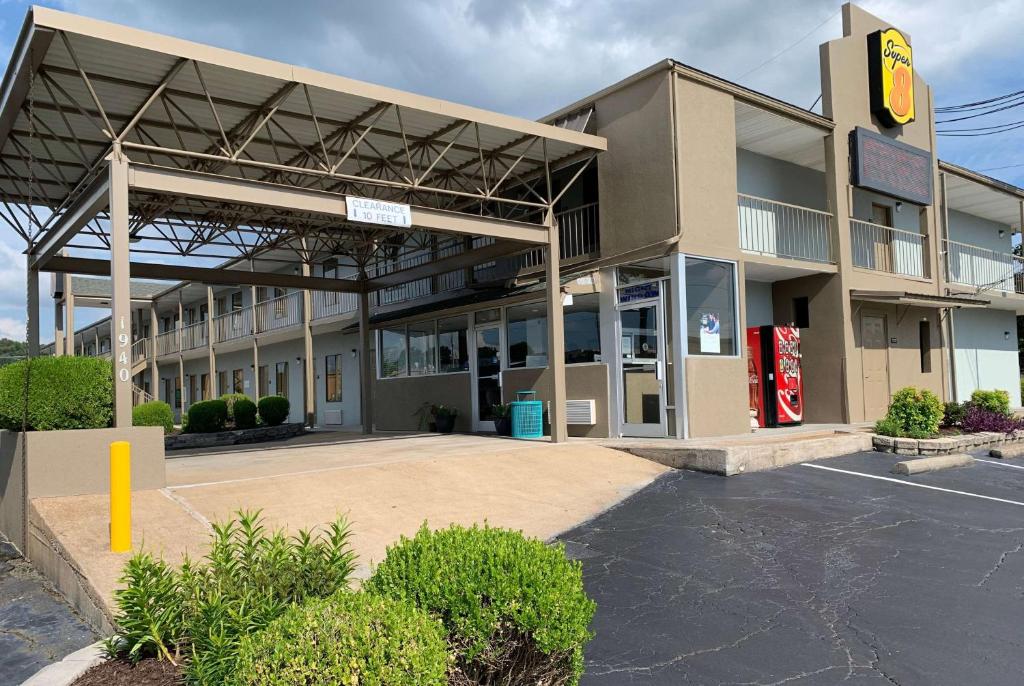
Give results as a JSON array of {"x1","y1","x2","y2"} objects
[
  {"x1": 472, "y1": 325, "x2": 503, "y2": 431},
  {"x1": 619, "y1": 303, "x2": 667, "y2": 437}
]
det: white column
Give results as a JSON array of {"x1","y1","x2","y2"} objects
[
  {"x1": 250, "y1": 284, "x2": 259, "y2": 400},
  {"x1": 301, "y1": 264, "x2": 315, "y2": 427},
  {"x1": 359, "y1": 288, "x2": 373, "y2": 434},
  {"x1": 53, "y1": 300, "x2": 65, "y2": 356},
  {"x1": 149, "y1": 304, "x2": 159, "y2": 400},
  {"x1": 546, "y1": 213, "x2": 567, "y2": 443},
  {"x1": 65, "y1": 283, "x2": 75, "y2": 357},
  {"x1": 669, "y1": 251, "x2": 688, "y2": 439},
  {"x1": 109, "y1": 155, "x2": 132, "y2": 427},
  {"x1": 206, "y1": 286, "x2": 216, "y2": 400}
]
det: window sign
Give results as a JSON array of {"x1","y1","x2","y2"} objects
[
  {"x1": 699, "y1": 312, "x2": 721, "y2": 354},
  {"x1": 618, "y1": 281, "x2": 660, "y2": 304}
]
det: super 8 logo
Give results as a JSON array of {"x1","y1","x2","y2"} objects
[{"x1": 868, "y1": 28, "x2": 915, "y2": 127}]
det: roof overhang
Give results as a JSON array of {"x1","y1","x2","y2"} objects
[
  {"x1": 851, "y1": 289, "x2": 990, "y2": 309},
  {"x1": 940, "y1": 161, "x2": 1024, "y2": 230}
]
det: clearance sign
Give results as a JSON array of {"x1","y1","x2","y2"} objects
[{"x1": 868, "y1": 28, "x2": 915, "y2": 127}]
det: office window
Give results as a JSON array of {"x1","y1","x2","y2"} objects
[
  {"x1": 564, "y1": 293, "x2": 601, "y2": 363},
  {"x1": 380, "y1": 326, "x2": 408, "y2": 378},
  {"x1": 438, "y1": 316, "x2": 469, "y2": 373},
  {"x1": 685, "y1": 257, "x2": 737, "y2": 356},
  {"x1": 507, "y1": 302, "x2": 548, "y2": 368},
  {"x1": 793, "y1": 297, "x2": 810, "y2": 329},
  {"x1": 217, "y1": 370, "x2": 227, "y2": 396},
  {"x1": 325, "y1": 354, "x2": 343, "y2": 402},
  {"x1": 258, "y1": 365, "x2": 269, "y2": 398},
  {"x1": 919, "y1": 321, "x2": 932, "y2": 373},
  {"x1": 275, "y1": 362, "x2": 289, "y2": 399},
  {"x1": 408, "y1": 321, "x2": 437, "y2": 375}
]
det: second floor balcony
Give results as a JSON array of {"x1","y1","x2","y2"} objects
[
  {"x1": 850, "y1": 219, "x2": 930, "y2": 279},
  {"x1": 737, "y1": 194, "x2": 835, "y2": 265},
  {"x1": 944, "y1": 239, "x2": 1024, "y2": 295}
]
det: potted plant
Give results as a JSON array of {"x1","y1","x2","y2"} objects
[
  {"x1": 431, "y1": 404, "x2": 458, "y2": 433},
  {"x1": 492, "y1": 403, "x2": 512, "y2": 436}
]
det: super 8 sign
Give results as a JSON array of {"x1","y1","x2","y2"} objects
[{"x1": 868, "y1": 28, "x2": 915, "y2": 128}]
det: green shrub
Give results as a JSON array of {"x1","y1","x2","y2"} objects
[
  {"x1": 219, "y1": 393, "x2": 250, "y2": 420},
  {"x1": 0, "y1": 356, "x2": 112, "y2": 431},
  {"x1": 231, "y1": 592, "x2": 448, "y2": 686},
  {"x1": 970, "y1": 389, "x2": 1010, "y2": 416},
  {"x1": 873, "y1": 417, "x2": 903, "y2": 437},
  {"x1": 942, "y1": 401, "x2": 967, "y2": 428},
  {"x1": 132, "y1": 401, "x2": 174, "y2": 434},
  {"x1": 186, "y1": 399, "x2": 228, "y2": 433},
  {"x1": 106, "y1": 510, "x2": 357, "y2": 685},
  {"x1": 233, "y1": 398, "x2": 258, "y2": 429},
  {"x1": 368, "y1": 524, "x2": 595, "y2": 686},
  {"x1": 882, "y1": 387, "x2": 943, "y2": 437},
  {"x1": 257, "y1": 395, "x2": 290, "y2": 426}
]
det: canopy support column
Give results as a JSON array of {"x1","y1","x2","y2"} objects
[
  {"x1": 546, "y1": 212, "x2": 567, "y2": 443},
  {"x1": 250, "y1": 283, "x2": 259, "y2": 402},
  {"x1": 301, "y1": 264, "x2": 315, "y2": 427},
  {"x1": 206, "y1": 286, "x2": 216, "y2": 401},
  {"x1": 53, "y1": 299, "x2": 65, "y2": 356},
  {"x1": 26, "y1": 256, "x2": 39, "y2": 357},
  {"x1": 358, "y1": 288, "x2": 373, "y2": 435},
  {"x1": 65, "y1": 272, "x2": 75, "y2": 357},
  {"x1": 149, "y1": 304, "x2": 158, "y2": 399},
  {"x1": 109, "y1": 155, "x2": 132, "y2": 427}
]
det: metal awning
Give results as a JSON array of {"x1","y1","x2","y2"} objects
[
  {"x1": 851, "y1": 289, "x2": 990, "y2": 308},
  {"x1": 0, "y1": 6, "x2": 605, "y2": 276}
]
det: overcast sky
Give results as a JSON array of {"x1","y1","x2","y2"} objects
[{"x1": 0, "y1": 0, "x2": 1021, "y2": 342}]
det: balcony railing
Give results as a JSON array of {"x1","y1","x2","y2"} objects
[
  {"x1": 311, "y1": 290, "x2": 358, "y2": 320},
  {"x1": 255, "y1": 291, "x2": 302, "y2": 333},
  {"x1": 737, "y1": 194, "x2": 834, "y2": 264},
  {"x1": 518, "y1": 202, "x2": 600, "y2": 270},
  {"x1": 212, "y1": 308, "x2": 253, "y2": 343},
  {"x1": 944, "y1": 239, "x2": 1024, "y2": 294},
  {"x1": 131, "y1": 338, "x2": 149, "y2": 366},
  {"x1": 155, "y1": 329, "x2": 178, "y2": 356},
  {"x1": 181, "y1": 320, "x2": 208, "y2": 351},
  {"x1": 850, "y1": 219, "x2": 929, "y2": 278}
]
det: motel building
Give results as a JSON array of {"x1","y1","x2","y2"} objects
[{"x1": 17, "y1": 3, "x2": 1023, "y2": 442}]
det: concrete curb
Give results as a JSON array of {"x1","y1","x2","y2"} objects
[
  {"x1": 20, "y1": 641, "x2": 105, "y2": 686},
  {"x1": 990, "y1": 445, "x2": 1024, "y2": 459},
  {"x1": 892, "y1": 454, "x2": 973, "y2": 475}
]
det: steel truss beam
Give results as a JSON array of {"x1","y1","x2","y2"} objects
[{"x1": 29, "y1": 169, "x2": 108, "y2": 267}]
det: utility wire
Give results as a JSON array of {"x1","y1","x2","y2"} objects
[
  {"x1": 938, "y1": 121, "x2": 1024, "y2": 137},
  {"x1": 978, "y1": 162, "x2": 1024, "y2": 172},
  {"x1": 936, "y1": 89, "x2": 1024, "y2": 112},
  {"x1": 738, "y1": 8, "x2": 840, "y2": 80},
  {"x1": 938, "y1": 118, "x2": 1024, "y2": 133},
  {"x1": 936, "y1": 97, "x2": 1024, "y2": 124}
]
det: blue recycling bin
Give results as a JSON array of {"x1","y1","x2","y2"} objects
[{"x1": 510, "y1": 390, "x2": 544, "y2": 439}]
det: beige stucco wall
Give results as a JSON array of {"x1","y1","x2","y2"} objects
[
  {"x1": 502, "y1": 364, "x2": 611, "y2": 438},
  {"x1": 684, "y1": 357, "x2": 750, "y2": 438},
  {"x1": 372, "y1": 373, "x2": 473, "y2": 432},
  {"x1": 592, "y1": 70, "x2": 678, "y2": 258},
  {"x1": 0, "y1": 426, "x2": 166, "y2": 552}
]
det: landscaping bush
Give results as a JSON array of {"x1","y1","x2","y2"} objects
[
  {"x1": 873, "y1": 417, "x2": 904, "y2": 438},
  {"x1": 368, "y1": 523, "x2": 595, "y2": 686},
  {"x1": 970, "y1": 389, "x2": 1011, "y2": 417},
  {"x1": 257, "y1": 395, "x2": 290, "y2": 426},
  {"x1": 185, "y1": 399, "x2": 228, "y2": 433},
  {"x1": 231, "y1": 592, "x2": 448, "y2": 686},
  {"x1": 879, "y1": 386, "x2": 943, "y2": 438},
  {"x1": 132, "y1": 401, "x2": 174, "y2": 434},
  {"x1": 942, "y1": 401, "x2": 967, "y2": 429},
  {"x1": 961, "y1": 405, "x2": 1024, "y2": 434},
  {"x1": 233, "y1": 398, "x2": 258, "y2": 429},
  {"x1": 219, "y1": 392, "x2": 250, "y2": 420},
  {"x1": 105, "y1": 510, "x2": 357, "y2": 685},
  {"x1": 0, "y1": 356, "x2": 112, "y2": 431}
]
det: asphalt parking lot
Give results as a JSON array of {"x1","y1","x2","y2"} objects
[
  {"x1": 0, "y1": 534, "x2": 97, "y2": 685},
  {"x1": 561, "y1": 450, "x2": 1024, "y2": 685}
]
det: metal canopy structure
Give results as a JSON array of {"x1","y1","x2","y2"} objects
[{"x1": 0, "y1": 6, "x2": 606, "y2": 438}]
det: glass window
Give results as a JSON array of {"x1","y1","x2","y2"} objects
[
  {"x1": 379, "y1": 326, "x2": 407, "y2": 378},
  {"x1": 275, "y1": 362, "x2": 289, "y2": 399},
  {"x1": 475, "y1": 308, "x2": 501, "y2": 326},
  {"x1": 232, "y1": 369, "x2": 244, "y2": 393},
  {"x1": 438, "y1": 316, "x2": 469, "y2": 373},
  {"x1": 685, "y1": 257, "x2": 737, "y2": 356},
  {"x1": 564, "y1": 293, "x2": 601, "y2": 364},
  {"x1": 325, "y1": 354, "x2": 343, "y2": 402},
  {"x1": 407, "y1": 321, "x2": 437, "y2": 375},
  {"x1": 258, "y1": 365, "x2": 269, "y2": 398},
  {"x1": 506, "y1": 302, "x2": 548, "y2": 368},
  {"x1": 201, "y1": 373, "x2": 210, "y2": 400}
]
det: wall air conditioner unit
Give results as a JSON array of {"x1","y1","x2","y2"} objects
[
  {"x1": 565, "y1": 399, "x2": 597, "y2": 426},
  {"x1": 325, "y1": 409, "x2": 343, "y2": 425}
]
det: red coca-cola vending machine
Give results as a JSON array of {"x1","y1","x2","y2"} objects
[{"x1": 747, "y1": 326, "x2": 803, "y2": 428}]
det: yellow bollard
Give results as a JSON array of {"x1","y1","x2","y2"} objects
[{"x1": 110, "y1": 441, "x2": 131, "y2": 553}]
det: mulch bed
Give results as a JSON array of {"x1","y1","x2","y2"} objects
[{"x1": 73, "y1": 658, "x2": 184, "y2": 685}]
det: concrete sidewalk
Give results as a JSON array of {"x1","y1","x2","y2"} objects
[{"x1": 30, "y1": 434, "x2": 668, "y2": 627}]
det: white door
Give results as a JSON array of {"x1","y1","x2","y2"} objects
[
  {"x1": 470, "y1": 324, "x2": 503, "y2": 431},
  {"x1": 618, "y1": 302, "x2": 667, "y2": 437}
]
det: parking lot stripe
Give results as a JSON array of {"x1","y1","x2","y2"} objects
[
  {"x1": 801, "y1": 463, "x2": 1024, "y2": 507},
  {"x1": 974, "y1": 457, "x2": 1024, "y2": 471}
]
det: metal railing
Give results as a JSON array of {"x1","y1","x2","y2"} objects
[
  {"x1": 181, "y1": 320, "x2": 208, "y2": 351},
  {"x1": 850, "y1": 219, "x2": 929, "y2": 278},
  {"x1": 518, "y1": 202, "x2": 600, "y2": 270},
  {"x1": 311, "y1": 290, "x2": 358, "y2": 320},
  {"x1": 944, "y1": 239, "x2": 1024, "y2": 294},
  {"x1": 155, "y1": 329, "x2": 178, "y2": 357},
  {"x1": 212, "y1": 308, "x2": 254, "y2": 343},
  {"x1": 737, "y1": 194, "x2": 834, "y2": 264},
  {"x1": 132, "y1": 384, "x2": 154, "y2": 406},
  {"x1": 255, "y1": 291, "x2": 302, "y2": 333},
  {"x1": 131, "y1": 338, "x2": 149, "y2": 366}
]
